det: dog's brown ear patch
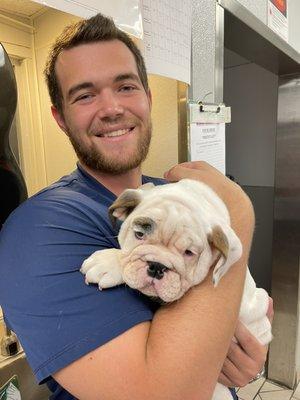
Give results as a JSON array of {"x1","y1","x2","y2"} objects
[
  {"x1": 208, "y1": 224, "x2": 242, "y2": 286},
  {"x1": 209, "y1": 226, "x2": 229, "y2": 259},
  {"x1": 109, "y1": 189, "x2": 142, "y2": 225}
]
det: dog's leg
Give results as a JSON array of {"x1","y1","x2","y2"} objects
[
  {"x1": 80, "y1": 248, "x2": 124, "y2": 290},
  {"x1": 239, "y1": 269, "x2": 272, "y2": 345}
]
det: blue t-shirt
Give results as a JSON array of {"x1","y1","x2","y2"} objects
[
  {"x1": 0, "y1": 165, "x2": 162, "y2": 397},
  {"x1": 0, "y1": 164, "x2": 237, "y2": 399}
]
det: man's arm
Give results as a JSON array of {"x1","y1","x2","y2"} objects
[
  {"x1": 54, "y1": 161, "x2": 255, "y2": 400},
  {"x1": 176, "y1": 162, "x2": 274, "y2": 389}
]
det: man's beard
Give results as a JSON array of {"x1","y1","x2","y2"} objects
[{"x1": 66, "y1": 122, "x2": 152, "y2": 175}]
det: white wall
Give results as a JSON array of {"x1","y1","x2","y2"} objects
[
  {"x1": 288, "y1": 0, "x2": 300, "y2": 53},
  {"x1": 190, "y1": 0, "x2": 217, "y2": 102}
]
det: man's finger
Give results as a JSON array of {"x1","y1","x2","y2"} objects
[
  {"x1": 226, "y1": 340, "x2": 252, "y2": 366},
  {"x1": 218, "y1": 371, "x2": 235, "y2": 388},
  {"x1": 221, "y1": 357, "x2": 250, "y2": 388}
]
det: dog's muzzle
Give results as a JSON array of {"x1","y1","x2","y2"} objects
[{"x1": 147, "y1": 261, "x2": 168, "y2": 280}]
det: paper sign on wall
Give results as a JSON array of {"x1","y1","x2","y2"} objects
[
  {"x1": 141, "y1": 0, "x2": 192, "y2": 84},
  {"x1": 189, "y1": 123, "x2": 226, "y2": 175},
  {"x1": 32, "y1": 0, "x2": 192, "y2": 83},
  {"x1": 267, "y1": 0, "x2": 288, "y2": 42}
]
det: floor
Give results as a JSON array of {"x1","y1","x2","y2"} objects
[{"x1": 237, "y1": 378, "x2": 300, "y2": 400}]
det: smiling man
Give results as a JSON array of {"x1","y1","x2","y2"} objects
[
  {"x1": 52, "y1": 41, "x2": 152, "y2": 179},
  {"x1": 0, "y1": 13, "x2": 270, "y2": 400}
]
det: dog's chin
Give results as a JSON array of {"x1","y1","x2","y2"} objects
[
  {"x1": 123, "y1": 262, "x2": 189, "y2": 303},
  {"x1": 139, "y1": 283, "x2": 184, "y2": 303}
]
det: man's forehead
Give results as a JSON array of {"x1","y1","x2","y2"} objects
[
  {"x1": 55, "y1": 40, "x2": 139, "y2": 87},
  {"x1": 56, "y1": 40, "x2": 136, "y2": 69}
]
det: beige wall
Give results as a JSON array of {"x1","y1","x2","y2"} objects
[
  {"x1": 144, "y1": 75, "x2": 178, "y2": 178},
  {"x1": 33, "y1": 9, "x2": 80, "y2": 185}
]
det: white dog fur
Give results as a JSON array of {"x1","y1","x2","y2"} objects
[{"x1": 81, "y1": 179, "x2": 272, "y2": 400}]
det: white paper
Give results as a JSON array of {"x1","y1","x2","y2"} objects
[
  {"x1": 141, "y1": 0, "x2": 192, "y2": 84},
  {"x1": 189, "y1": 123, "x2": 226, "y2": 174},
  {"x1": 267, "y1": 0, "x2": 288, "y2": 42},
  {"x1": 31, "y1": 0, "x2": 142, "y2": 38}
]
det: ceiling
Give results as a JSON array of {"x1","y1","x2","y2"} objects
[{"x1": 0, "y1": 0, "x2": 46, "y2": 19}]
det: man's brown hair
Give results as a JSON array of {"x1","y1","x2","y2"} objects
[{"x1": 44, "y1": 13, "x2": 149, "y2": 115}]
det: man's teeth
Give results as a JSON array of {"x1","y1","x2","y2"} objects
[{"x1": 98, "y1": 128, "x2": 131, "y2": 137}]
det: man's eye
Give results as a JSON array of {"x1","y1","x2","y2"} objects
[
  {"x1": 134, "y1": 231, "x2": 144, "y2": 240},
  {"x1": 74, "y1": 94, "x2": 94, "y2": 103},
  {"x1": 120, "y1": 85, "x2": 136, "y2": 92}
]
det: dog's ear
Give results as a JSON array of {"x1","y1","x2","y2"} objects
[
  {"x1": 208, "y1": 225, "x2": 243, "y2": 287},
  {"x1": 109, "y1": 189, "x2": 142, "y2": 226}
]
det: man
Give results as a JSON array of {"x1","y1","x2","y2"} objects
[{"x1": 0, "y1": 13, "x2": 270, "y2": 399}]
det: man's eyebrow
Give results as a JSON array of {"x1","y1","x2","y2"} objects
[
  {"x1": 114, "y1": 73, "x2": 141, "y2": 83},
  {"x1": 67, "y1": 82, "x2": 94, "y2": 100}
]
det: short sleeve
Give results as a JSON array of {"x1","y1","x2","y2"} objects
[{"x1": 0, "y1": 190, "x2": 157, "y2": 383}]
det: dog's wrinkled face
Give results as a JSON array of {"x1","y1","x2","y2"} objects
[
  {"x1": 118, "y1": 203, "x2": 212, "y2": 302},
  {"x1": 109, "y1": 180, "x2": 242, "y2": 302}
]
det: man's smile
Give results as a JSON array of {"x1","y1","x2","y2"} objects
[{"x1": 95, "y1": 127, "x2": 135, "y2": 138}]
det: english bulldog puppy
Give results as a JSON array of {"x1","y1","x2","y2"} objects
[{"x1": 80, "y1": 179, "x2": 272, "y2": 400}]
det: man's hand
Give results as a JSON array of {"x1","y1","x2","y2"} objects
[
  {"x1": 219, "y1": 297, "x2": 274, "y2": 388},
  {"x1": 164, "y1": 161, "x2": 253, "y2": 220}
]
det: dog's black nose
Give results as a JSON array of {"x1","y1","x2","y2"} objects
[{"x1": 147, "y1": 262, "x2": 167, "y2": 280}]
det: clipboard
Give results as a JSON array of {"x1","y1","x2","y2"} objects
[
  {"x1": 189, "y1": 102, "x2": 231, "y2": 124},
  {"x1": 187, "y1": 102, "x2": 231, "y2": 174}
]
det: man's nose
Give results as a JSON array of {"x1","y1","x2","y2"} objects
[{"x1": 97, "y1": 90, "x2": 124, "y2": 120}]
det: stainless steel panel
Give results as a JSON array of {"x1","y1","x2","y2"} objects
[
  {"x1": 219, "y1": 0, "x2": 300, "y2": 75},
  {"x1": 214, "y1": 3, "x2": 224, "y2": 104},
  {"x1": 234, "y1": 0, "x2": 267, "y2": 24},
  {"x1": 268, "y1": 75, "x2": 300, "y2": 388}
]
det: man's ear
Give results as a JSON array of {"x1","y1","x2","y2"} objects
[
  {"x1": 208, "y1": 225, "x2": 243, "y2": 287},
  {"x1": 147, "y1": 89, "x2": 152, "y2": 110},
  {"x1": 108, "y1": 189, "x2": 143, "y2": 226},
  {"x1": 51, "y1": 106, "x2": 68, "y2": 135}
]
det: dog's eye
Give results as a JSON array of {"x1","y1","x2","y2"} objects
[
  {"x1": 134, "y1": 231, "x2": 144, "y2": 240},
  {"x1": 184, "y1": 249, "x2": 195, "y2": 256}
]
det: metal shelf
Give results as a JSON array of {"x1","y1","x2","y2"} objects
[{"x1": 219, "y1": 0, "x2": 300, "y2": 75}]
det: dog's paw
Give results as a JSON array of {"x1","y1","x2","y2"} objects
[
  {"x1": 80, "y1": 250, "x2": 104, "y2": 274},
  {"x1": 85, "y1": 266, "x2": 122, "y2": 290},
  {"x1": 80, "y1": 248, "x2": 124, "y2": 290}
]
